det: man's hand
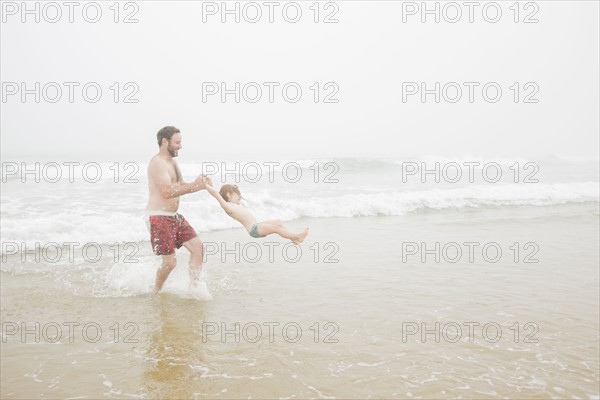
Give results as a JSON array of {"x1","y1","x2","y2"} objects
[{"x1": 193, "y1": 174, "x2": 213, "y2": 190}]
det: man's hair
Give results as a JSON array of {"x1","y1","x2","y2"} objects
[
  {"x1": 219, "y1": 184, "x2": 241, "y2": 202},
  {"x1": 157, "y1": 126, "x2": 180, "y2": 147}
]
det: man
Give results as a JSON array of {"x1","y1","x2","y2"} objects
[{"x1": 146, "y1": 126, "x2": 212, "y2": 299}]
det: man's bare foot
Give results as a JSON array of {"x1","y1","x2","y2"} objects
[
  {"x1": 188, "y1": 281, "x2": 213, "y2": 301},
  {"x1": 292, "y1": 228, "x2": 309, "y2": 244}
]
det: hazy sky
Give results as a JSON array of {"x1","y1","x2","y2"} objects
[{"x1": 1, "y1": 1, "x2": 599, "y2": 161}]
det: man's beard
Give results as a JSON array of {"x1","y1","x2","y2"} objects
[{"x1": 168, "y1": 144, "x2": 178, "y2": 157}]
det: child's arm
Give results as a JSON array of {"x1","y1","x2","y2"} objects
[{"x1": 206, "y1": 185, "x2": 232, "y2": 213}]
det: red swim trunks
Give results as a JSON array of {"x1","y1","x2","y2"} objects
[{"x1": 149, "y1": 214, "x2": 197, "y2": 255}]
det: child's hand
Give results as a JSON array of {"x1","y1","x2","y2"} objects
[{"x1": 193, "y1": 174, "x2": 212, "y2": 189}]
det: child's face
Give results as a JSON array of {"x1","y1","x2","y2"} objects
[{"x1": 228, "y1": 191, "x2": 242, "y2": 204}]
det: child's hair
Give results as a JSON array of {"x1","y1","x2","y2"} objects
[{"x1": 219, "y1": 184, "x2": 241, "y2": 202}]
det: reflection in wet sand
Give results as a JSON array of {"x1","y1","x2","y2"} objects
[{"x1": 143, "y1": 295, "x2": 209, "y2": 399}]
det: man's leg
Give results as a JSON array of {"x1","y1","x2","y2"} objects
[
  {"x1": 155, "y1": 253, "x2": 177, "y2": 293},
  {"x1": 183, "y1": 237, "x2": 204, "y2": 287}
]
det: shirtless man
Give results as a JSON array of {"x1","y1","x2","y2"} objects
[{"x1": 146, "y1": 126, "x2": 212, "y2": 299}]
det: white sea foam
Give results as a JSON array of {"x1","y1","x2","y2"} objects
[{"x1": 0, "y1": 181, "x2": 597, "y2": 249}]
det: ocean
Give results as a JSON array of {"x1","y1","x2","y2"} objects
[{"x1": 1, "y1": 155, "x2": 599, "y2": 398}]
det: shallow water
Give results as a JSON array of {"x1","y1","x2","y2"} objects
[{"x1": 2, "y1": 203, "x2": 599, "y2": 398}]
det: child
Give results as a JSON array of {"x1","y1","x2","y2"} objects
[{"x1": 206, "y1": 184, "x2": 309, "y2": 244}]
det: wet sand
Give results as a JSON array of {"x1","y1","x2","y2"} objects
[{"x1": 1, "y1": 204, "x2": 599, "y2": 398}]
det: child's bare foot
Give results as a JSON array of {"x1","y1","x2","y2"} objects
[{"x1": 292, "y1": 228, "x2": 309, "y2": 244}]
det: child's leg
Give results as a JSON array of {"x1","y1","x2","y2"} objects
[
  {"x1": 256, "y1": 223, "x2": 308, "y2": 244},
  {"x1": 261, "y1": 219, "x2": 284, "y2": 227}
]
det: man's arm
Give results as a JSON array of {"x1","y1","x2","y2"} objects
[{"x1": 149, "y1": 161, "x2": 208, "y2": 199}]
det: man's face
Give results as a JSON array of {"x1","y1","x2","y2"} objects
[{"x1": 166, "y1": 133, "x2": 182, "y2": 157}]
